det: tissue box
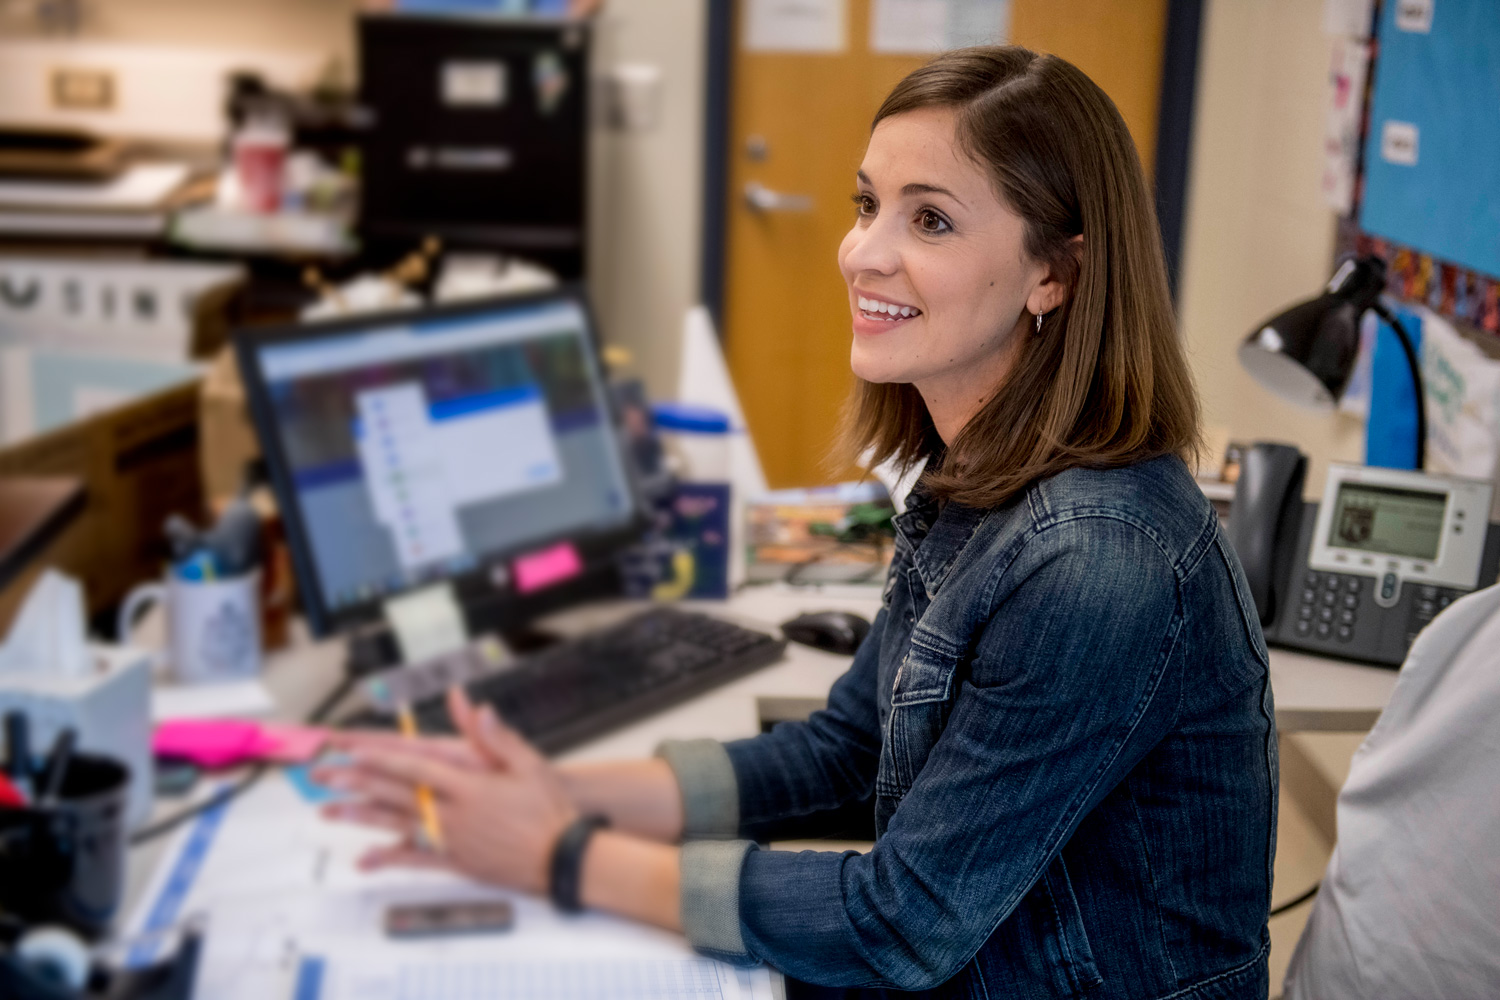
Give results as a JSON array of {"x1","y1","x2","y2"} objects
[{"x1": 0, "y1": 645, "x2": 153, "y2": 830}]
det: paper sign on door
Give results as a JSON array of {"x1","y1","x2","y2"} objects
[
  {"x1": 870, "y1": 0, "x2": 1011, "y2": 55},
  {"x1": 744, "y1": 0, "x2": 847, "y2": 53}
]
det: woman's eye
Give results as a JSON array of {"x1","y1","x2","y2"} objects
[
  {"x1": 917, "y1": 209, "x2": 951, "y2": 234},
  {"x1": 851, "y1": 193, "x2": 877, "y2": 218}
]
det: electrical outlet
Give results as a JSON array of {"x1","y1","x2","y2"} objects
[{"x1": 50, "y1": 66, "x2": 115, "y2": 110}]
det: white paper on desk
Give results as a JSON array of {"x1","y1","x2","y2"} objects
[
  {"x1": 126, "y1": 773, "x2": 773, "y2": 1000},
  {"x1": 0, "y1": 162, "x2": 190, "y2": 210}
]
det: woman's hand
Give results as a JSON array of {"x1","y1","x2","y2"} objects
[{"x1": 320, "y1": 688, "x2": 578, "y2": 895}]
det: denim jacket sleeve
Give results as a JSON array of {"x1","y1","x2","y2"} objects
[
  {"x1": 661, "y1": 606, "x2": 889, "y2": 842},
  {"x1": 712, "y1": 516, "x2": 1186, "y2": 989}
]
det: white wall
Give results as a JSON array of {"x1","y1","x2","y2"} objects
[{"x1": 1177, "y1": 0, "x2": 1364, "y2": 494}]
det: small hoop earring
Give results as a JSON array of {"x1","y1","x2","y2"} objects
[{"x1": 1035, "y1": 312, "x2": 1044, "y2": 334}]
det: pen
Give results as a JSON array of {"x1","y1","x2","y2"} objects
[
  {"x1": 3, "y1": 711, "x2": 33, "y2": 802},
  {"x1": 396, "y1": 704, "x2": 445, "y2": 851},
  {"x1": 37, "y1": 728, "x2": 77, "y2": 807}
]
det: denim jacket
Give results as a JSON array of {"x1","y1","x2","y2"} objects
[{"x1": 661, "y1": 455, "x2": 1278, "y2": 998}]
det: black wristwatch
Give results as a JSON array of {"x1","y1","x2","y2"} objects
[{"x1": 549, "y1": 814, "x2": 610, "y2": 913}]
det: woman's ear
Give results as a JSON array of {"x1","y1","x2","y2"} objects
[{"x1": 1025, "y1": 235, "x2": 1083, "y2": 316}]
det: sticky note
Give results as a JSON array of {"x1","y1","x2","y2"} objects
[
  {"x1": 513, "y1": 542, "x2": 584, "y2": 594},
  {"x1": 384, "y1": 583, "x2": 469, "y2": 663}
]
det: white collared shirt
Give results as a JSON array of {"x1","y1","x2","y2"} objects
[{"x1": 1283, "y1": 583, "x2": 1500, "y2": 999}]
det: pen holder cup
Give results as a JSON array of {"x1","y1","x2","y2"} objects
[
  {"x1": 118, "y1": 570, "x2": 262, "y2": 684},
  {"x1": 0, "y1": 753, "x2": 129, "y2": 939}
]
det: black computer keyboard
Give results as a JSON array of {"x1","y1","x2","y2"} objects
[{"x1": 405, "y1": 607, "x2": 787, "y2": 754}]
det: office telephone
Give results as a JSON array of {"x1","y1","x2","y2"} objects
[{"x1": 1227, "y1": 444, "x2": 1500, "y2": 667}]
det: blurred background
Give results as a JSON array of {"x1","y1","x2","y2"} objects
[
  {"x1": 0, "y1": 0, "x2": 1389, "y2": 492},
  {"x1": 3, "y1": 1, "x2": 1500, "y2": 988}
]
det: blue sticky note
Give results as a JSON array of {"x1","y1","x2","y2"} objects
[{"x1": 284, "y1": 759, "x2": 346, "y2": 805}]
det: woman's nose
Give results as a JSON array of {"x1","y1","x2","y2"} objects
[{"x1": 842, "y1": 219, "x2": 901, "y2": 277}]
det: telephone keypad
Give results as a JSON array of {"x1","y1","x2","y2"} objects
[
  {"x1": 1298, "y1": 572, "x2": 1360, "y2": 642},
  {"x1": 1298, "y1": 572, "x2": 1472, "y2": 652}
]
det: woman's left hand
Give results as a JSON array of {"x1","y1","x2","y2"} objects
[{"x1": 320, "y1": 690, "x2": 578, "y2": 895}]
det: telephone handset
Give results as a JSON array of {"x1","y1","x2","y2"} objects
[{"x1": 1227, "y1": 443, "x2": 1500, "y2": 667}]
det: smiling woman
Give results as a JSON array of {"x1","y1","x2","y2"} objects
[
  {"x1": 841, "y1": 47, "x2": 1199, "y2": 506},
  {"x1": 322, "y1": 44, "x2": 1276, "y2": 1000}
]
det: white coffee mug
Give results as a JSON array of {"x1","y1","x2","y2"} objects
[{"x1": 118, "y1": 570, "x2": 262, "y2": 683}]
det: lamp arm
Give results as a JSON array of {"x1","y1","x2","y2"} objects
[{"x1": 1371, "y1": 302, "x2": 1426, "y2": 470}]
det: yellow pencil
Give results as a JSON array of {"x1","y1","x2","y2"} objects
[{"x1": 397, "y1": 703, "x2": 445, "y2": 851}]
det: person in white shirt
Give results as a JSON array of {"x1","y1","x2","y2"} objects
[{"x1": 1282, "y1": 582, "x2": 1500, "y2": 999}]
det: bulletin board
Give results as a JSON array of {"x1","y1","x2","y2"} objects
[
  {"x1": 1358, "y1": 0, "x2": 1500, "y2": 279},
  {"x1": 1342, "y1": 0, "x2": 1500, "y2": 336}
]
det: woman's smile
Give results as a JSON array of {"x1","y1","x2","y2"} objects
[{"x1": 852, "y1": 290, "x2": 924, "y2": 335}]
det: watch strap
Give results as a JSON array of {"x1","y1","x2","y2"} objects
[{"x1": 549, "y1": 814, "x2": 610, "y2": 913}]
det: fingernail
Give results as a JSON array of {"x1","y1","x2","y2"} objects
[{"x1": 480, "y1": 705, "x2": 500, "y2": 731}]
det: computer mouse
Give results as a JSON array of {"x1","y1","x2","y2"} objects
[{"x1": 780, "y1": 611, "x2": 872, "y2": 656}]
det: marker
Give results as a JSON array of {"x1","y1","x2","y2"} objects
[
  {"x1": 396, "y1": 704, "x2": 445, "y2": 851},
  {"x1": 37, "y1": 729, "x2": 77, "y2": 807},
  {"x1": 3, "y1": 711, "x2": 33, "y2": 801}
]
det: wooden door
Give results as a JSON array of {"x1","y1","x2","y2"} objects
[{"x1": 723, "y1": 0, "x2": 1169, "y2": 488}]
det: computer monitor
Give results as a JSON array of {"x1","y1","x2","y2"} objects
[{"x1": 236, "y1": 288, "x2": 643, "y2": 640}]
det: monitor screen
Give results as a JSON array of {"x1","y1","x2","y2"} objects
[
  {"x1": 1328, "y1": 481, "x2": 1448, "y2": 561},
  {"x1": 247, "y1": 295, "x2": 636, "y2": 621}
]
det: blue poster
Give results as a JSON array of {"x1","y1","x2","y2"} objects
[{"x1": 1360, "y1": 0, "x2": 1500, "y2": 278}]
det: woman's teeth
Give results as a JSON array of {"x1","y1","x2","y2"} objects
[{"x1": 858, "y1": 296, "x2": 921, "y2": 319}]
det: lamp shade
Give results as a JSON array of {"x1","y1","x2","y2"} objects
[{"x1": 1238, "y1": 256, "x2": 1387, "y2": 409}]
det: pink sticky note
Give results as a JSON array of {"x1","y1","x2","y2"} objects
[
  {"x1": 153, "y1": 720, "x2": 267, "y2": 769},
  {"x1": 513, "y1": 541, "x2": 584, "y2": 594}
]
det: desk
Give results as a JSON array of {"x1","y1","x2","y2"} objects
[{"x1": 123, "y1": 584, "x2": 1399, "y2": 991}]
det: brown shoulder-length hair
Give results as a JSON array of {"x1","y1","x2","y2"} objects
[{"x1": 843, "y1": 45, "x2": 1200, "y2": 508}]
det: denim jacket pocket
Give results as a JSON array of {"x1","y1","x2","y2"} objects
[
  {"x1": 1038, "y1": 853, "x2": 1104, "y2": 996},
  {"x1": 877, "y1": 627, "x2": 960, "y2": 798}
]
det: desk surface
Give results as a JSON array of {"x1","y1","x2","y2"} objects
[
  {"x1": 125, "y1": 584, "x2": 1399, "y2": 944},
  {"x1": 256, "y1": 583, "x2": 1398, "y2": 759}
]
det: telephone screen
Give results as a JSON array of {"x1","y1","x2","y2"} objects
[{"x1": 1329, "y1": 483, "x2": 1448, "y2": 560}]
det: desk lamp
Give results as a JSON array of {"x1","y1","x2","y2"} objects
[{"x1": 1238, "y1": 255, "x2": 1425, "y2": 469}]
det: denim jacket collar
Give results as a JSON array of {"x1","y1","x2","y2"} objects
[{"x1": 894, "y1": 488, "x2": 990, "y2": 599}]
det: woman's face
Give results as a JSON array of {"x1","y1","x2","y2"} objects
[{"x1": 838, "y1": 107, "x2": 1059, "y2": 402}]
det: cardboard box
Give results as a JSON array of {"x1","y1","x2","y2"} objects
[
  {"x1": 0, "y1": 380, "x2": 204, "y2": 622},
  {"x1": 200, "y1": 347, "x2": 261, "y2": 505}
]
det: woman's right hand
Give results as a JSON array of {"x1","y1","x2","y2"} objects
[{"x1": 326, "y1": 687, "x2": 505, "y2": 772}]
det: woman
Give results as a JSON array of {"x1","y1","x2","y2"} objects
[{"x1": 324, "y1": 46, "x2": 1277, "y2": 999}]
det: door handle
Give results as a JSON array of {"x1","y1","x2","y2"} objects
[{"x1": 743, "y1": 181, "x2": 814, "y2": 214}]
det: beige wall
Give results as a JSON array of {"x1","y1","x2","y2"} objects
[
  {"x1": 586, "y1": 0, "x2": 706, "y2": 400},
  {"x1": 0, "y1": 0, "x2": 360, "y2": 67},
  {"x1": 1178, "y1": 0, "x2": 1364, "y2": 495}
]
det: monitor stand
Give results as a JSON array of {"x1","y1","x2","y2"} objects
[
  {"x1": 339, "y1": 559, "x2": 626, "y2": 679},
  {"x1": 341, "y1": 620, "x2": 566, "y2": 679}
]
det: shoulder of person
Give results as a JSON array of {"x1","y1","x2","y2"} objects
[
  {"x1": 958, "y1": 455, "x2": 1215, "y2": 590},
  {"x1": 1026, "y1": 455, "x2": 1213, "y2": 555}
]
